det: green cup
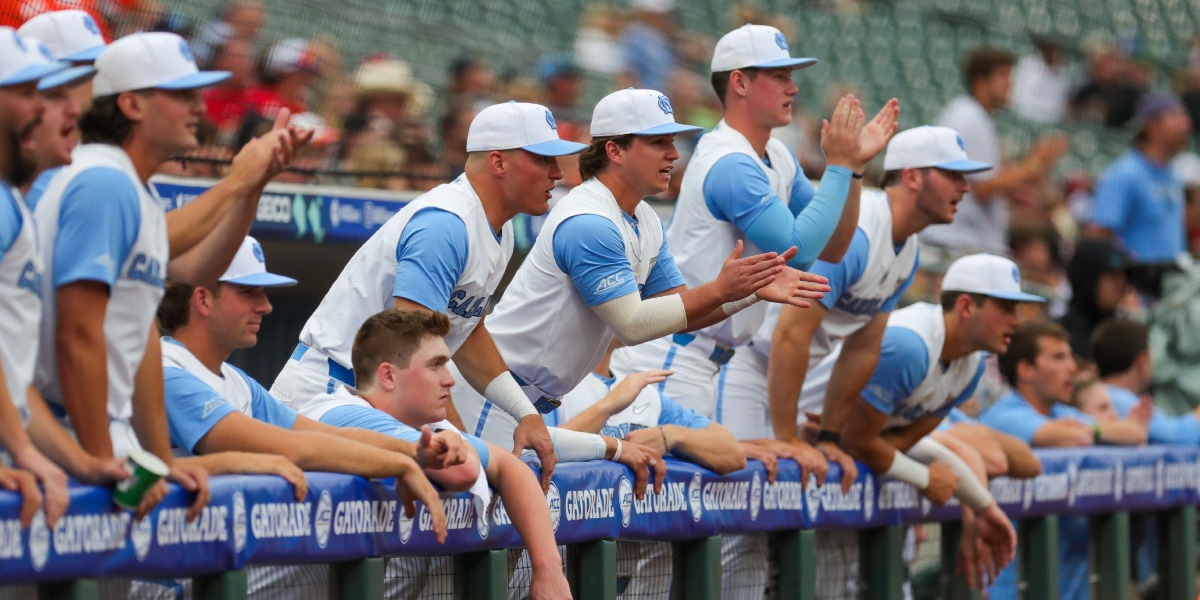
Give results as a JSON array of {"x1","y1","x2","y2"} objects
[{"x1": 112, "y1": 449, "x2": 170, "y2": 510}]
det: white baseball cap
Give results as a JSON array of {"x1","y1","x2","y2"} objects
[
  {"x1": 467, "y1": 101, "x2": 588, "y2": 156},
  {"x1": 631, "y1": 0, "x2": 674, "y2": 13},
  {"x1": 882, "y1": 125, "x2": 993, "y2": 173},
  {"x1": 92, "y1": 32, "x2": 230, "y2": 97},
  {"x1": 0, "y1": 27, "x2": 67, "y2": 87},
  {"x1": 18, "y1": 10, "x2": 107, "y2": 63},
  {"x1": 711, "y1": 24, "x2": 817, "y2": 72},
  {"x1": 264, "y1": 38, "x2": 318, "y2": 77},
  {"x1": 219, "y1": 237, "x2": 296, "y2": 287},
  {"x1": 1173, "y1": 152, "x2": 1200, "y2": 188},
  {"x1": 942, "y1": 254, "x2": 1044, "y2": 303},
  {"x1": 591, "y1": 88, "x2": 703, "y2": 137}
]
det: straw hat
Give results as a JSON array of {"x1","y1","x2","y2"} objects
[{"x1": 354, "y1": 56, "x2": 432, "y2": 114}]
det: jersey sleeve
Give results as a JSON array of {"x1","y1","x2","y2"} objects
[
  {"x1": 881, "y1": 247, "x2": 919, "y2": 312},
  {"x1": 319, "y1": 404, "x2": 423, "y2": 442},
  {"x1": 657, "y1": 393, "x2": 712, "y2": 429},
  {"x1": 809, "y1": 228, "x2": 869, "y2": 311},
  {"x1": 0, "y1": 189, "x2": 22, "y2": 260},
  {"x1": 553, "y1": 214, "x2": 640, "y2": 305},
  {"x1": 393, "y1": 208, "x2": 471, "y2": 311},
  {"x1": 53, "y1": 167, "x2": 141, "y2": 288},
  {"x1": 742, "y1": 166, "x2": 852, "y2": 271},
  {"x1": 233, "y1": 366, "x2": 298, "y2": 430},
  {"x1": 641, "y1": 221, "x2": 685, "y2": 297},
  {"x1": 162, "y1": 367, "x2": 238, "y2": 454},
  {"x1": 980, "y1": 398, "x2": 1051, "y2": 444},
  {"x1": 859, "y1": 327, "x2": 930, "y2": 416},
  {"x1": 702, "y1": 154, "x2": 780, "y2": 229},
  {"x1": 934, "y1": 359, "x2": 986, "y2": 417},
  {"x1": 1090, "y1": 166, "x2": 1133, "y2": 231}
]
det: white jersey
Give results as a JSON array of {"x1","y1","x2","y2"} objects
[
  {"x1": 749, "y1": 189, "x2": 919, "y2": 360},
  {"x1": 0, "y1": 186, "x2": 42, "y2": 420},
  {"x1": 550, "y1": 372, "x2": 666, "y2": 436},
  {"x1": 485, "y1": 179, "x2": 663, "y2": 398},
  {"x1": 869, "y1": 302, "x2": 983, "y2": 430},
  {"x1": 665, "y1": 120, "x2": 798, "y2": 347},
  {"x1": 299, "y1": 175, "x2": 512, "y2": 368},
  {"x1": 34, "y1": 144, "x2": 169, "y2": 423},
  {"x1": 160, "y1": 339, "x2": 255, "y2": 415}
]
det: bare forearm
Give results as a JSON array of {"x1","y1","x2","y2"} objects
[
  {"x1": 26, "y1": 390, "x2": 96, "y2": 477},
  {"x1": 493, "y1": 451, "x2": 560, "y2": 568},
  {"x1": 767, "y1": 336, "x2": 810, "y2": 441},
  {"x1": 451, "y1": 324, "x2": 510, "y2": 396},
  {"x1": 287, "y1": 431, "x2": 421, "y2": 479},
  {"x1": 970, "y1": 161, "x2": 1040, "y2": 203},
  {"x1": 817, "y1": 179, "x2": 860, "y2": 263},
  {"x1": 0, "y1": 368, "x2": 33, "y2": 456},
  {"x1": 560, "y1": 401, "x2": 619, "y2": 433},
  {"x1": 677, "y1": 284, "x2": 731, "y2": 326},
  {"x1": 325, "y1": 425, "x2": 417, "y2": 457},
  {"x1": 663, "y1": 425, "x2": 745, "y2": 474},
  {"x1": 821, "y1": 351, "x2": 881, "y2": 436},
  {"x1": 130, "y1": 334, "x2": 173, "y2": 462},
  {"x1": 845, "y1": 435, "x2": 898, "y2": 475},
  {"x1": 57, "y1": 326, "x2": 112, "y2": 457},
  {"x1": 1098, "y1": 420, "x2": 1147, "y2": 446}
]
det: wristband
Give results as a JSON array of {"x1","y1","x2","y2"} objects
[
  {"x1": 816, "y1": 430, "x2": 841, "y2": 445},
  {"x1": 722, "y1": 294, "x2": 759, "y2": 316},
  {"x1": 850, "y1": 171, "x2": 864, "y2": 179},
  {"x1": 883, "y1": 450, "x2": 930, "y2": 489},
  {"x1": 612, "y1": 439, "x2": 623, "y2": 462},
  {"x1": 484, "y1": 372, "x2": 538, "y2": 421}
]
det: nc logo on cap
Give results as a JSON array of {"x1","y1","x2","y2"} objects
[
  {"x1": 252, "y1": 242, "x2": 265, "y2": 263},
  {"x1": 1012, "y1": 265, "x2": 1021, "y2": 284},
  {"x1": 657, "y1": 94, "x2": 673, "y2": 115},
  {"x1": 83, "y1": 15, "x2": 100, "y2": 35},
  {"x1": 37, "y1": 43, "x2": 53, "y2": 61},
  {"x1": 775, "y1": 32, "x2": 788, "y2": 50},
  {"x1": 956, "y1": 134, "x2": 966, "y2": 151},
  {"x1": 12, "y1": 32, "x2": 25, "y2": 52},
  {"x1": 545, "y1": 110, "x2": 557, "y2": 131},
  {"x1": 179, "y1": 39, "x2": 194, "y2": 63}
]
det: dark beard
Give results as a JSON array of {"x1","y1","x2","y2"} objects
[{"x1": 9, "y1": 149, "x2": 37, "y2": 189}]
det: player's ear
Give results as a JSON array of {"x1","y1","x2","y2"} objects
[
  {"x1": 487, "y1": 150, "x2": 507, "y2": 176},
  {"x1": 116, "y1": 90, "x2": 146, "y2": 124},
  {"x1": 605, "y1": 139, "x2": 623, "y2": 164}
]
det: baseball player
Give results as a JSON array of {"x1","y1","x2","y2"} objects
[
  {"x1": 33, "y1": 32, "x2": 309, "y2": 516},
  {"x1": 271, "y1": 101, "x2": 586, "y2": 489},
  {"x1": 608, "y1": 24, "x2": 898, "y2": 443},
  {"x1": 16, "y1": 9, "x2": 106, "y2": 209},
  {"x1": 837, "y1": 254, "x2": 1046, "y2": 590},
  {"x1": 153, "y1": 237, "x2": 454, "y2": 599},
  {"x1": 450, "y1": 87, "x2": 830, "y2": 454},
  {"x1": 298, "y1": 309, "x2": 574, "y2": 600}
]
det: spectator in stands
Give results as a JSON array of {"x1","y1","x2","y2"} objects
[
  {"x1": 201, "y1": 35, "x2": 255, "y2": 138},
  {"x1": 981, "y1": 320, "x2": 1148, "y2": 600},
  {"x1": 619, "y1": 0, "x2": 676, "y2": 91},
  {"x1": 190, "y1": 0, "x2": 264, "y2": 67},
  {"x1": 342, "y1": 56, "x2": 432, "y2": 190},
  {"x1": 925, "y1": 46, "x2": 1069, "y2": 256},
  {"x1": 1092, "y1": 318, "x2": 1200, "y2": 445},
  {"x1": 538, "y1": 54, "x2": 587, "y2": 188},
  {"x1": 446, "y1": 56, "x2": 495, "y2": 107},
  {"x1": 155, "y1": 238, "x2": 458, "y2": 597},
  {"x1": 245, "y1": 38, "x2": 319, "y2": 120},
  {"x1": 1071, "y1": 44, "x2": 1144, "y2": 128},
  {"x1": 1086, "y1": 94, "x2": 1192, "y2": 298},
  {"x1": 436, "y1": 100, "x2": 475, "y2": 180},
  {"x1": 837, "y1": 256, "x2": 1040, "y2": 590},
  {"x1": 575, "y1": 4, "x2": 626, "y2": 76},
  {"x1": 1009, "y1": 225, "x2": 1067, "y2": 320},
  {"x1": 1010, "y1": 39, "x2": 1070, "y2": 124},
  {"x1": 298, "y1": 308, "x2": 585, "y2": 598},
  {"x1": 1182, "y1": 67, "x2": 1200, "y2": 136},
  {"x1": 1057, "y1": 238, "x2": 1132, "y2": 361},
  {"x1": 1175, "y1": 152, "x2": 1200, "y2": 257}
]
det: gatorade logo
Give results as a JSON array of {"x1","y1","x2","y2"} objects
[
  {"x1": 232, "y1": 492, "x2": 247, "y2": 553},
  {"x1": 863, "y1": 477, "x2": 875, "y2": 521},
  {"x1": 397, "y1": 507, "x2": 413, "y2": 544},
  {"x1": 687, "y1": 473, "x2": 703, "y2": 522},
  {"x1": 131, "y1": 514, "x2": 153, "y2": 562},
  {"x1": 657, "y1": 95, "x2": 673, "y2": 115},
  {"x1": 28, "y1": 510, "x2": 49, "y2": 572},
  {"x1": 546, "y1": 110, "x2": 557, "y2": 131},
  {"x1": 749, "y1": 471, "x2": 762, "y2": 522},
  {"x1": 774, "y1": 32, "x2": 788, "y2": 50}
]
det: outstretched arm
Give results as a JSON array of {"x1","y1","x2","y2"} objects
[{"x1": 485, "y1": 448, "x2": 571, "y2": 597}]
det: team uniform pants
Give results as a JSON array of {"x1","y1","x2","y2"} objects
[
  {"x1": 718, "y1": 347, "x2": 773, "y2": 440},
  {"x1": 449, "y1": 361, "x2": 521, "y2": 449},
  {"x1": 270, "y1": 359, "x2": 349, "y2": 411}
]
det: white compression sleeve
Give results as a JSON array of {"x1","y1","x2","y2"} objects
[
  {"x1": 591, "y1": 292, "x2": 687, "y2": 346},
  {"x1": 722, "y1": 294, "x2": 760, "y2": 316},
  {"x1": 484, "y1": 372, "x2": 538, "y2": 421},
  {"x1": 547, "y1": 427, "x2": 607, "y2": 462},
  {"x1": 883, "y1": 450, "x2": 930, "y2": 489},
  {"x1": 907, "y1": 437, "x2": 995, "y2": 511}
]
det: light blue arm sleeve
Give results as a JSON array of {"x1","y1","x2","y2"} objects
[
  {"x1": 320, "y1": 404, "x2": 423, "y2": 441},
  {"x1": 934, "y1": 359, "x2": 986, "y2": 418},
  {"x1": 859, "y1": 327, "x2": 929, "y2": 416},
  {"x1": 980, "y1": 397, "x2": 1051, "y2": 444},
  {"x1": 0, "y1": 189, "x2": 22, "y2": 260},
  {"x1": 1091, "y1": 166, "x2": 1133, "y2": 231},
  {"x1": 641, "y1": 221, "x2": 685, "y2": 297},
  {"x1": 54, "y1": 167, "x2": 141, "y2": 288},
  {"x1": 553, "y1": 214, "x2": 640, "y2": 305},
  {"x1": 703, "y1": 154, "x2": 852, "y2": 271},
  {"x1": 233, "y1": 366, "x2": 298, "y2": 430},
  {"x1": 808, "y1": 229, "x2": 869, "y2": 311},
  {"x1": 393, "y1": 208, "x2": 470, "y2": 311},
  {"x1": 881, "y1": 248, "x2": 920, "y2": 312},
  {"x1": 788, "y1": 155, "x2": 816, "y2": 214},
  {"x1": 162, "y1": 367, "x2": 238, "y2": 454},
  {"x1": 657, "y1": 393, "x2": 712, "y2": 428}
]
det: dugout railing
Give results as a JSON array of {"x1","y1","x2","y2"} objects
[{"x1": 1, "y1": 446, "x2": 1198, "y2": 600}]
